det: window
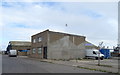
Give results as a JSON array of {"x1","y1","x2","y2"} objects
[
  {"x1": 93, "y1": 51, "x2": 96, "y2": 55},
  {"x1": 38, "y1": 48, "x2": 42, "y2": 54},
  {"x1": 38, "y1": 37, "x2": 42, "y2": 42},
  {"x1": 32, "y1": 48, "x2": 36, "y2": 53},
  {"x1": 33, "y1": 39, "x2": 36, "y2": 43}
]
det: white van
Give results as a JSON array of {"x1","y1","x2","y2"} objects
[
  {"x1": 86, "y1": 49, "x2": 104, "y2": 60},
  {"x1": 9, "y1": 50, "x2": 17, "y2": 57}
]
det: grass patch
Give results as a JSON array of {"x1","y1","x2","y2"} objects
[
  {"x1": 96, "y1": 64, "x2": 112, "y2": 67},
  {"x1": 53, "y1": 59, "x2": 70, "y2": 61},
  {"x1": 77, "y1": 66, "x2": 107, "y2": 72},
  {"x1": 40, "y1": 60, "x2": 54, "y2": 64},
  {"x1": 77, "y1": 66, "x2": 119, "y2": 74},
  {"x1": 40, "y1": 60, "x2": 48, "y2": 62}
]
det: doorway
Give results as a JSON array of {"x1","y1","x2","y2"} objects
[{"x1": 43, "y1": 47, "x2": 47, "y2": 59}]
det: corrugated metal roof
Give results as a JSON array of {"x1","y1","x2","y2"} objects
[
  {"x1": 84, "y1": 41, "x2": 97, "y2": 47},
  {"x1": 85, "y1": 41, "x2": 94, "y2": 46},
  {"x1": 9, "y1": 41, "x2": 31, "y2": 46}
]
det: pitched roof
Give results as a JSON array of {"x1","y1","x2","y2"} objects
[
  {"x1": 84, "y1": 41, "x2": 98, "y2": 49},
  {"x1": 9, "y1": 41, "x2": 31, "y2": 46},
  {"x1": 32, "y1": 29, "x2": 86, "y2": 38}
]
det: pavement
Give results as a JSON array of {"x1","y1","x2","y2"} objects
[
  {"x1": 38, "y1": 58, "x2": 120, "y2": 74},
  {"x1": 111, "y1": 57, "x2": 120, "y2": 60}
]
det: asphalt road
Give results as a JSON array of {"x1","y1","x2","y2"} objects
[{"x1": 2, "y1": 55, "x2": 104, "y2": 73}]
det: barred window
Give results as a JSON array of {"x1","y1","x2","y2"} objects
[
  {"x1": 38, "y1": 48, "x2": 42, "y2": 54},
  {"x1": 32, "y1": 48, "x2": 36, "y2": 53},
  {"x1": 38, "y1": 37, "x2": 42, "y2": 42},
  {"x1": 33, "y1": 39, "x2": 36, "y2": 43}
]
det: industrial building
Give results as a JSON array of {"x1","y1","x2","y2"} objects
[
  {"x1": 7, "y1": 41, "x2": 31, "y2": 56},
  {"x1": 29, "y1": 29, "x2": 97, "y2": 59}
]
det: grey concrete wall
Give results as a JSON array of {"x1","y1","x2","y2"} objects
[{"x1": 47, "y1": 36, "x2": 86, "y2": 59}]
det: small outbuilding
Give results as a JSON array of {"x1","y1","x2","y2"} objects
[{"x1": 7, "y1": 41, "x2": 31, "y2": 56}]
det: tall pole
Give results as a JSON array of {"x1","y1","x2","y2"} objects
[{"x1": 98, "y1": 51, "x2": 100, "y2": 66}]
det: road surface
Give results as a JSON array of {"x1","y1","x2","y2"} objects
[{"x1": 2, "y1": 55, "x2": 104, "y2": 73}]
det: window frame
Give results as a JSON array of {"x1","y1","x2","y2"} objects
[
  {"x1": 33, "y1": 39, "x2": 36, "y2": 43},
  {"x1": 93, "y1": 51, "x2": 97, "y2": 55},
  {"x1": 38, "y1": 37, "x2": 42, "y2": 42},
  {"x1": 32, "y1": 48, "x2": 36, "y2": 54},
  {"x1": 38, "y1": 47, "x2": 42, "y2": 54}
]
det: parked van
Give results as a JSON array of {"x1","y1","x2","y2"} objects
[
  {"x1": 9, "y1": 50, "x2": 17, "y2": 57},
  {"x1": 85, "y1": 49, "x2": 104, "y2": 60}
]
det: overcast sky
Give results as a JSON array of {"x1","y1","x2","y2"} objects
[{"x1": 0, "y1": 1, "x2": 118, "y2": 50}]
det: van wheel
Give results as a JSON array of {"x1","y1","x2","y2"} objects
[
  {"x1": 118, "y1": 54, "x2": 120, "y2": 57},
  {"x1": 100, "y1": 57, "x2": 104, "y2": 60},
  {"x1": 95, "y1": 57, "x2": 98, "y2": 60}
]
